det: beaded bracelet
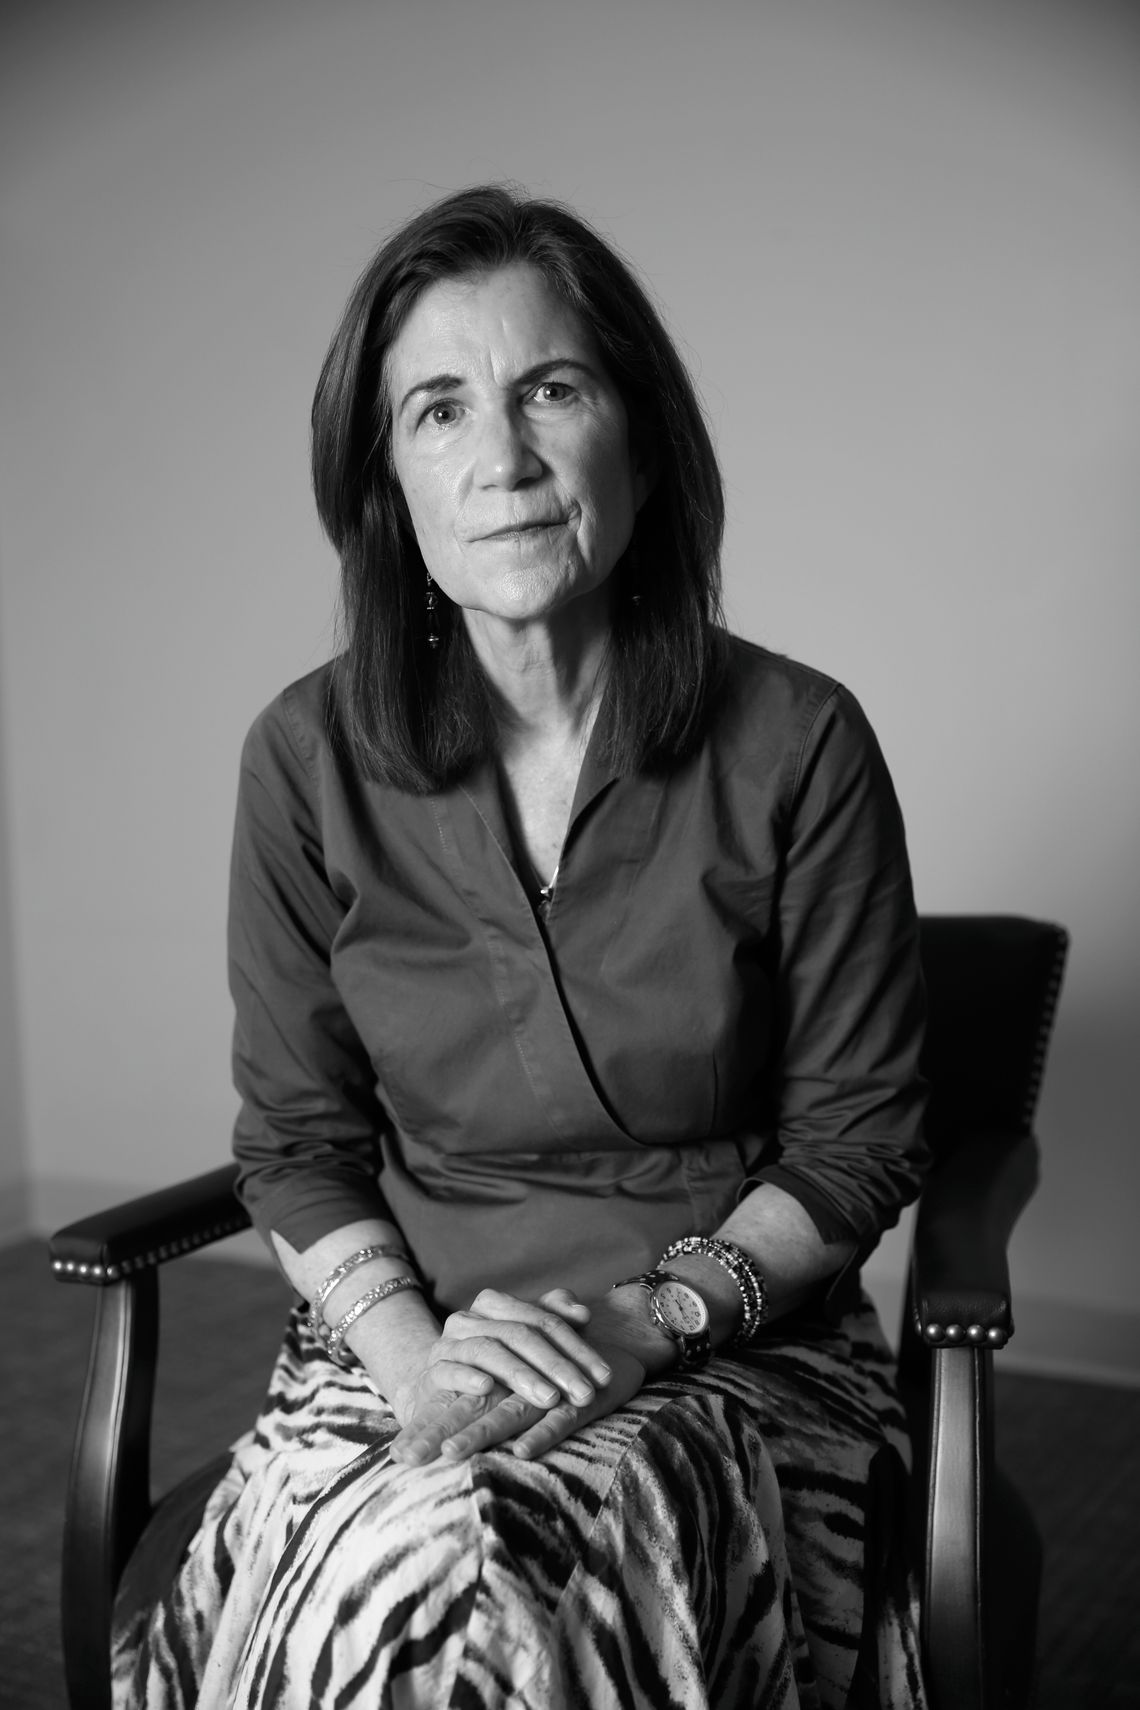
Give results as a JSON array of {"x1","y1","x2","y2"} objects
[
  {"x1": 659, "y1": 1235, "x2": 768, "y2": 1348},
  {"x1": 324, "y1": 1275, "x2": 422, "y2": 1367},
  {"x1": 307, "y1": 1244, "x2": 410, "y2": 1342}
]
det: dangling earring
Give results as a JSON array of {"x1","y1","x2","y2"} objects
[{"x1": 425, "y1": 572, "x2": 440, "y2": 649}]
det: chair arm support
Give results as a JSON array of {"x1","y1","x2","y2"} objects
[
  {"x1": 923, "y1": 1343, "x2": 994, "y2": 1709},
  {"x1": 49, "y1": 1166, "x2": 250, "y2": 1709},
  {"x1": 912, "y1": 1131, "x2": 1039, "y2": 1348},
  {"x1": 50, "y1": 1164, "x2": 249, "y2": 1285}
]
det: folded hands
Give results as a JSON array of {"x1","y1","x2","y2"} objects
[{"x1": 388, "y1": 1286, "x2": 657, "y2": 1467}]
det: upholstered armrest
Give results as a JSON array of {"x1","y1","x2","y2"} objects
[
  {"x1": 911, "y1": 1130, "x2": 1039, "y2": 1348},
  {"x1": 50, "y1": 1165, "x2": 249, "y2": 1285}
]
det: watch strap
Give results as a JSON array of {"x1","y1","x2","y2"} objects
[{"x1": 612, "y1": 1271, "x2": 666, "y2": 1292}]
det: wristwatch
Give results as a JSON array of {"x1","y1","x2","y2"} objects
[{"x1": 612, "y1": 1270, "x2": 712, "y2": 1369}]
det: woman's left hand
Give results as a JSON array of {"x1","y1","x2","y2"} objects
[{"x1": 388, "y1": 1289, "x2": 647, "y2": 1466}]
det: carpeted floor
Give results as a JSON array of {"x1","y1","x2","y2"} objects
[{"x1": 2, "y1": 1235, "x2": 1138, "y2": 1708}]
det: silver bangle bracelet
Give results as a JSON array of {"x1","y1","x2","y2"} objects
[
  {"x1": 307, "y1": 1244, "x2": 410, "y2": 1341},
  {"x1": 324, "y1": 1275, "x2": 422, "y2": 1367},
  {"x1": 659, "y1": 1235, "x2": 768, "y2": 1348}
]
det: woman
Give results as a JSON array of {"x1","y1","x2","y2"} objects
[{"x1": 118, "y1": 185, "x2": 929, "y2": 1708}]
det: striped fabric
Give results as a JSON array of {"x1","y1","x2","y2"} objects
[{"x1": 115, "y1": 1298, "x2": 927, "y2": 1708}]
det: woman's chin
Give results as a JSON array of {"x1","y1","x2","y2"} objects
[{"x1": 459, "y1": 567, "x2": 613, "y2": 633}]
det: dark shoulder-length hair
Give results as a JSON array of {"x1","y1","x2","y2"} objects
[{"x1": 311, "y1": 184, "x2": 726, "y2": 793}]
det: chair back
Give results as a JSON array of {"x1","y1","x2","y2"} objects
[{"x1": 917, "y1": 915, "x2": 1068, "y2": 1156}]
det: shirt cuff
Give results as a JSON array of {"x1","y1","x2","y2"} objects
[
  {"x1": 240, "y1": 1177, "x2": 395, "y2": 1255},
  {"x1": 739, "y1": 1164, "x2": 864, "y2": 1246}
]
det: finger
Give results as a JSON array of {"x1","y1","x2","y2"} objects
[
  {"x1": 450, "y1": 1297, "x2": 613, "y2": 1391},
  {"x1": 509, "y1": 1400, "x2": 584, "y2": 1461},
  {"x1": 390, "y1": 1388, "x2": 503, "y2": 1466},
  {"x1": 439, "y1": 1331, "x2": 599, "y2": 1408},
  {"x1": 439, "y1": 1394, "x2": 549, "y2": 1462},
  {"x1": 399, "y1": 1370, "x2": 507, "y2": 1433},
  {"x1": 420, "y1": 1360, "x2": 494, "y2": 1397},
  {"x1": 538, "y1": 1288, "x2": 591, "y2": 1322},
  {"x1": 424, "y1": 1331, "x2": 567, "y2": 1410},
  {"x1": 435, "y1": 1334, "x2": 570, "y2": 1408},
  {"x1": 395, "y1": 1391, "x2": 543, "y2": 1467}
]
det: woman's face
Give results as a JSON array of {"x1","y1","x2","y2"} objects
[{"x1": 387, "y1": 263, "x2": 651, "y2": 630}]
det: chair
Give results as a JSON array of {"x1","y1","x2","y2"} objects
[
  {"x1": 49, "y1": 913, "x2": 1068, "y2": 1710},
  {"x1": 896, "y1": 915, "x2": 1067, "y2": 1709}
]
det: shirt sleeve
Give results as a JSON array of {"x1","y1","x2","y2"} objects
[
  {"x1": 229, "y1": 696, "x2": 392, "y2": 1251},
  {"x1": 744, "y1": 683, "x2": 929, "y2": 1254}
]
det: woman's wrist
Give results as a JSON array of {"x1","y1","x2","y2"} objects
[
  {"x1": 659, "y1": 1238, "x2": 767, "y2": 1348},
  {"x1": 342, "y1": 1289, "x2": 442, "y2": 1408},
  {"x1": 309, "y1": 1245, "x2": 414, "y2": 1343},
  {"x1": 585, "y1": 1287, "x2": 681, "y2": 1377},
  {"x1": 603, "y1": 1258, "x2": 746, "y2": 1364}
]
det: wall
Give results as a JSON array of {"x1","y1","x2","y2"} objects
[
  {"x1": 0, "y1": 629, "x2": 29, "y2": 1239},
  {"x1": 2, "y1": 0, "x2": 1137, "y2": 1377}
]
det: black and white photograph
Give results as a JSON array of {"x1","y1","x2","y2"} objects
[{"x1": 2, "y1": 3, "x2": 1138, "y2": 1706}]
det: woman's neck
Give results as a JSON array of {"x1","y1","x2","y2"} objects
[{"x1": 461, "y1": 585, "x2": 611, "y2": 752}]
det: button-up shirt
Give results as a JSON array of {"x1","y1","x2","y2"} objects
[{"x1": 230, "y1": 636, "x2": 927, "y2": 1314}]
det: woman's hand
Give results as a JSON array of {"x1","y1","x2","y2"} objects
[{"x1": 388, "y1": 1288, "x2": 643, "y2": 1466}]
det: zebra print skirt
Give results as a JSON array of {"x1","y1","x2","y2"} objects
[{"x1": 114, "y1": 1295, "x2": 928, "y2": 1708}]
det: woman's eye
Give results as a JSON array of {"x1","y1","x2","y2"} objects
[
  {"x1": 423, "y1": 401, "x2": 460, "y2": 428},
  {"x1": 531, "y1": 381, "x2": 573, "y2": 405}
]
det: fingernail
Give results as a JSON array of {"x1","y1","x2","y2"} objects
[
  {"x1": 570, "y1": 1384, "x2": 593, "y2": 1404},
  {"x1": 535, "y1": 1383, "x2": 559, "y2": 1403}
]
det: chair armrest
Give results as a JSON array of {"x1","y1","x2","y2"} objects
[
  {"x1": 50, "y1": 1164, "x2": 250, "y2": 1285},
  {"x1": 48, "y1": 1165, "x2": 251, "y2": 1710},
  {"x1": 911, "y1": 1130, "x2": 1039, "y2": 1347},
  {"x1": 908, "y1": 1130, "x2": 1039, "y2": 1709}
]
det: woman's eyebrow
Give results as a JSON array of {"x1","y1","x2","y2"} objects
[
  {"x1": 398, "y1": 373, "x2": 464, "y2": 419},
  {"x1": 397, "y1": 358, "x2": 596, "y2": 420},
  {"x1": 514, "y1": 357, "x2": 596, "y2": 389}
]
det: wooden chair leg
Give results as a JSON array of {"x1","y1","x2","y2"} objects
[
  {"x1": 61, "y1": 1272, "x2": 158, "y2": 1710},
  {"x1": 923, "y1": 1344, "x2": 994, "y2": 1710}
]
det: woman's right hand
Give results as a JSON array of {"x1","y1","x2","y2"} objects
[{"x1": 388, "y1": 1287, "x2": 615, "y2": 1464}]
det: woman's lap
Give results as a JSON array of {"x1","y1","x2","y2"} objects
[{"x1": 114, "y1": 1299, "x2": 925, "y2": 1710}]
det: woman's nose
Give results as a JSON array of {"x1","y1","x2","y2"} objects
[{"x1": 474, "y1": 408, "x2": 543, "y2": 487}]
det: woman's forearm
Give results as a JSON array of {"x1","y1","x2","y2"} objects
[
  {"x1": 720, "y1": 1181, "x2": 856, "y2": 1313},
  {"x1": 268, "y1": 1182, "x2": 858, "y2": 1425},
  {"x1": 271, "y1": 1220, "x2": 442, "y2": 1402},
  {"x1": 604, "y1": 1182, "x2": 858, "y2": 1361}
]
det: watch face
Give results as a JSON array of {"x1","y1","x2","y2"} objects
[{"x1": 655, "y1": 1278, "x2": 710, "y2": 1335}]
